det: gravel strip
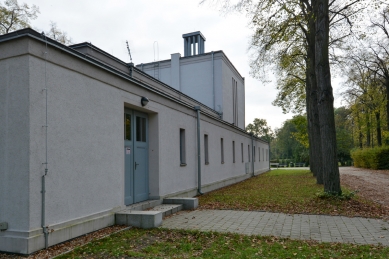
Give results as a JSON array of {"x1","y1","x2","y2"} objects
[{"x1": 340, "y1": 167, "x2": 389, "y2": 208}]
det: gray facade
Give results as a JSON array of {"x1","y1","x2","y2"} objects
[
  {"x1": 136, "y1": 32, "x2": 245, "y2": 129},
  {"x1": 0, "y1": 29, "x2": 269, "y2": 254}
]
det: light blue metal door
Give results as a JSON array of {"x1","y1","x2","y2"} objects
[{"x1": 124, "y1": 109, "x2": 149, "y2": 205}]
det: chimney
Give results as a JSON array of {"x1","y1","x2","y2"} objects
[{"x1": 183, "y1": 31, "x2": 206, "y2": 57}]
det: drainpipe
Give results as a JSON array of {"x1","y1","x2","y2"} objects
[
  {"x1": 194, "y1": 106, "x2": 203, "y2": 195},
  {"x1": 41, "y1": 32, "x2": 49, "y2": 249},
  {"x1": 251, "y1": 133, "x2": 254, "y2": 176},
  {"x1": 268, "y1": 142, "x2": 271, "y2": 170},
  {"x1": 212, "y1": 51, "x2": 215, "y2": 110}
]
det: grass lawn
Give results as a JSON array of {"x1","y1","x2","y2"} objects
[
  {"x1": 56, "y1": 228, "x2": 389, "y2": 259},
  {"x1": 199, "y1": 169, "x2": 389, "y2": 219},
  {"x1": 9, "y1": 169, "x2": 387, "y2": 258}
]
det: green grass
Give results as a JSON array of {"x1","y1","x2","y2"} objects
[
  {"x1": 55, "y1": 228, "x2": 389, "y2": 259},
  {"x1": 199, "y1": 169, "x2": 388, "y2": 218}
]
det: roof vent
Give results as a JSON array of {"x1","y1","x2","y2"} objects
[{"x1": 183, "y1": 31, "x2": 206, "y2": 57}]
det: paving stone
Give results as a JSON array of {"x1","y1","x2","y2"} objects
[{"x1": 161, "y1": 210, "x2": 389, "y2": 246}]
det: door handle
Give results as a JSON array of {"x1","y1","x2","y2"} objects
[{"x1": 135, "y1": 162, "x2": 139, "y2": 170}]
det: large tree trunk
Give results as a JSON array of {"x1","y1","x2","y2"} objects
[
  {"x1": 315, "y1": 0, "x2": 341, "y2": 194},
  {"x1": 306, "y1": 3, "x2": 323, "y2": 184},
  {"x1": 366, "y1": 113, "x2": 371, "y2": 147},
  {"x1": 375, "y1": 111, "x2": 382, "y2": 146},
  {"x1": 356, "y1": 110, "x2": 363, "y2": 148},
  {"x1": 386, "y1": 78, "x2": 389, "y2": 132}
]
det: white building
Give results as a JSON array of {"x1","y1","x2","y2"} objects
[
  {"x1": 0, "y1": 28, "x2": 269, "y2": 254},
  {"x1": 137, "y1": 31, "x2": 245, "y2": 129}
]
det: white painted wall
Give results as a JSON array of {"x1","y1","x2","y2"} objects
[
  {"x1": 137, "y1": 51, "x2": 245, "y2": 129},
  {"x1": 0, "y1": 55, "x2": 31, "y2": 232},
  {"x1": 0, "y1": 35, "x2": 269, "y2": 254}
]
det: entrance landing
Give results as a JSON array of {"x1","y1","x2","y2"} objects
[{"x1": 116, "y1": 198, "x2": 198, "y2": 229}]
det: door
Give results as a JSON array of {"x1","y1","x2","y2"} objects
[{"x1": 124, "y1": 109, "x2": 149, "y2": 205}]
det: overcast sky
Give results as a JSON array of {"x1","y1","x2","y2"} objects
[{"x1": 22, "y1": 0, "x2": 344, "y2": 130}]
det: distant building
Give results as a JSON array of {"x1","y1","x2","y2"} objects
[
  {"x1": 0, "y1": 28, "x2": 269, "y2": 254},
  {"x1": 137, "y1": 31, "x2": 245, "y2": 129}
]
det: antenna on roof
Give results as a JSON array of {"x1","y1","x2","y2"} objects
[
  {"x1": 126, "y1": 40, "x2": 133, "y2": 63},
  {"x1": 153, "y1": 41, "x2": 159, "y2": 61}
]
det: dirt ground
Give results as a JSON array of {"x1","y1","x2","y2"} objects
[{"x1": 340, "y1": 167, "x2": 389, "y2": 208}]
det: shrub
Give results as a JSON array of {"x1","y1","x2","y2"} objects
[{"x1": 351, "y1": 146, "x2": 389, "y2": 169}]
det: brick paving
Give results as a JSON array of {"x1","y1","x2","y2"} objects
[{"x1": 162, "y1": 210, "x2": 389, "y2": 246}]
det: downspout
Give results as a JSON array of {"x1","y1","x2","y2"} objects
[
  {"x1": 194, "y1": 106, "x2": 203, "y2": 195},
  {"x1": 251, "y1": 133, "x2": 254, "y2": 176},
  {"x1": 212, "y1": 51, "x2": 215, "y2": 110},
  {"x1": 41, "y1": 32, "x2": 49, "y2": 249},
  {"x1": 268, "y1": 142, "x2": 271, "y2": 170}
]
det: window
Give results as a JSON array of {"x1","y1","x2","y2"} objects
[
  {"x1": 232, "y1": 78, "x2": 238, "y2": 126},
  {"x1": 204, "y1": 134, "x2": 209, "y2": 164},
  {"x1": 232, "y1": 141, "x2": 235, "y2": 163},
  {"x1": 136, "y1": 116, "x2": 146, "y2": 142},
  {"x1": 263, "y1": 148, "x2": 264, "y2": 161},
  {"x1": 258, "y1": 147, "x2": 260, "y2": 161},
  {"x1": 180, "y1": 129, "x2": 186, "y2": 165},
  {"x1": 241, "y1": 143, "x2": 244, "y2": 162},
  {"x1": 221, "y1": 138, "x2": 224, "y2": 164},
  {"x1": 254, "y1": 146, "x2": 256, "y2": 162},
  {"x1": 124, "y1": 113, "x2": 131, "y2": 140},
  {"x1": 248, "y1": 145, "x2": 250, "y2": 162}
]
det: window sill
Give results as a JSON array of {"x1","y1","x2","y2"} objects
[{"x1": 180, "y1": 163, "x2": 187, "y2": 167}]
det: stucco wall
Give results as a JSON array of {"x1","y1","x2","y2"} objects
[
  {"x1": 0, "y1": 34, "x2": 269, "y2": 253},
  {"x1": 27, "y1": 55, "x2": 124, "y2": 230},
  {"x1": 0, "y1": 55, "x2": 31, "y2": 232}
]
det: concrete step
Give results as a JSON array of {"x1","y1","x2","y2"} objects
[
  {"x1": 116, "y1": 210, "x2": 162, "y2": 229},
  {"x1": 115, "y1": 197, "x2": 198, "y2": 229},
  {"x1": 163, "y1": 197, "x2": 198, "y2": 210},
  {"x1": 124, "y1": 199, "x2": 163, "y2": 211},
  {"x1": 149, "y1": 204, "x2": 183, "y2": 218}
]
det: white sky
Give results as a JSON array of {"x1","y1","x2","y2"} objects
[{"x1": 22, "y1": 0, "x2": 344, "y2": 130}]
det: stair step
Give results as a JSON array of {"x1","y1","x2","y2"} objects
[
  {"x1": 163, "y1": 197, "x2": 198, "y2": 210},
  {"x1": 149, "y1": 204, "x2": 183, "y2": 218},
  {"x1": 116, "y1": 210, "x2": 162, "y2": 229},
  {"x1": 115, "y1": 198, "x2": 198, "y2": 229},
  {"x1": 124, "y1": 199, "x2": 163, "y2": 211}
]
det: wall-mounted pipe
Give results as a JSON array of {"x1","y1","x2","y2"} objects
[
  {"x1": 194, "y1": 106, "x2": 203, "y2": 195},
  {"x1": 212, "y1": 51, "x2": 215, "y2": 111},
  {"x1": 251, "y1": 133, "x2": 254, "y2": 176},
  {"x1": 41, "y1": 32, "x2": 49, "y2": 249}
]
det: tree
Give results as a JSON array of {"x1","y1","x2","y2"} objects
[
  {"x1": 342, "y1": 44, "x2": 388, "y2": 148},
  {"x1": 0, "y1": 0, "x2": 39, "y2": 34},
  {"x1": 246, "y1": 118, "x2": 274, "y2": 142},
  {"x1": 315, "y1": 0, "x2": 341, "y2": 194},
  {"x1": 334, "y1": 107, "x2": 354, "y2": 165},
  {"x1": 271, "y1": 118, "x2": 309, "y2": 163},
  {"x1": 45, "y1": 21, "x2": 72, "y2": 45},
  {"x1": 368, "y1": 6, "x2": 389, "y2": 132}
]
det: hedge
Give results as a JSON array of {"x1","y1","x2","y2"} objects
[{"x1": 351, "y1": 146, "x2": 389, "y2": 169}]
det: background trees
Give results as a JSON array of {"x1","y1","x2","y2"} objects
[
  {"x1": 0, "y1": 0, "x2": 72, "y2": 44},
  {"x1": 245, "y1": 118, "x2": 274, "y2": 142},
  {"x1": 0, "y1": 0, "x2": 39, "y2": 34}
]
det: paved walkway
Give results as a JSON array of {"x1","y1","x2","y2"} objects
[{"x1": 162, "y1": 210, "x2": 389, "y2": 246}]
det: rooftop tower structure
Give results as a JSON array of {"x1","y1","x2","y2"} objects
[{"x1": 183, "y1": 31, "x2": 206, "y2": 57}]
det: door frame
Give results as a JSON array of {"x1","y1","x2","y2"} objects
[{"x1": 124, "y1": 108, "x2": 149, "y2": 205}]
